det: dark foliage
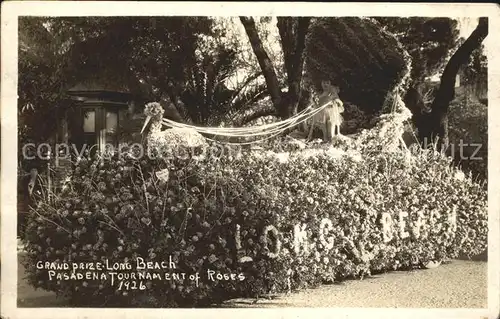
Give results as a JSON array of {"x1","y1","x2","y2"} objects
[{"x1": 304, "y1": 17, "x2": 409, "y2": 115}]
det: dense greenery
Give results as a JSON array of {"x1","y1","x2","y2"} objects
[
  {"x1": 374, "y1": 17, "x2": 460, "y2": 85},
  {"x1": 17, "y1": 16, "x2": 268, "y2": 222},
  {"x1": 461, "y1": 43, "x2": 487, "y2": 101},
  {"x1": 447, "y1": 94, "x2": 487, "y2": 181},
  {"x1": 18, "y1": 16, "x2": 266, "y2": 142},
  {"x1": 304, "y1": 17, "x2": 410, "y2": 115}
]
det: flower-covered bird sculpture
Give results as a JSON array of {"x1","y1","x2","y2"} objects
[
  {"x1": 140, "y1": 102, "x2": 207, "y2": 155},
  {"x1": 141, "y1": 102, "x2": 167, "y2": 150}
]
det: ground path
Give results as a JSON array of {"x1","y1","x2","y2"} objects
[
  {"x1": 13, "y1": 252, "x2": 487, "y2": 308},
  {"x1": 222, "y1": 258, "x2": 487, "y2": 308}
]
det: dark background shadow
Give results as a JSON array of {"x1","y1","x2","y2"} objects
[{"x1": 458, "y1": 250, "x2": 487, "y2": 262}]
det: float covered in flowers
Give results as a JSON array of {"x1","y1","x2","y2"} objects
[
  {"x1": 22, "y1": 114, "x2": 487, "y2": 306},
  {"x1": 21, "y1": 17, "x2": 487, "y2": 308}
]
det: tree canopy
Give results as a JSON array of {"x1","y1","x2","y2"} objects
[
  {"x1": 18, "y1": 16, "x2": 268, "y2": 147},
  {"x1": 18, "y1": 16, "x2": 486, "y2": 151},
  {"x1": 304, "y1": 17, "x2": 410, "y2": 115},
  {"x1": 374, "y1": 17, "x2": 461, "y2": 85}
]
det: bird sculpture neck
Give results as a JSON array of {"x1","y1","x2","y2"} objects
[
  {"x1": 145, "y1": 117, "x2": 167, "y2": 155},
  {"x1": 149, "y1": 117, "x2": 164, "y2": 135}
]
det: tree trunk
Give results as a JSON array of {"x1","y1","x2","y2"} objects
[
  {"x1": 276, "y1": 17, "x2": 311, "y2": 118},
  {"x1": 420, "y1": 17, "x2": 488, "y2": 150},
  {"x1": 240, "y1": 17, "x2": 283, "y2": 110},
  {"x1": 240, "y1": 16, "x2": 311, "y2": 122},
  {"x1": 404, "y1": 85, "x2": 429, "y2": 143},
  {"x1": 237, "y1": 105, "x2": 277, "y2": 126}
]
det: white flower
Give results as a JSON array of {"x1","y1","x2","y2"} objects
[
  {"x1": 454, "y1": 170, "x2": 466, "y2": 181},
  {"x1": 144, "y1": 102, "x2": 164, "y2": 117},
  {"x1": 192, "y1": 154, "x2": 206, "y2": 162},
  {"x1": 274, "y1": 152, "x2": 290, "y2": 164},
  {"x1": 314, "y1": 251, "x2": 321, "y2": 262},
  {"x1": 238, "y1": 256, "x2": 253, "y2": 263},
  {"x1": 346, "y1": 151, "x2": 362, "y2": 162}
]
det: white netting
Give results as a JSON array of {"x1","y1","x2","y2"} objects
[{"x1": 159, "y1": 100, "x2": 336, "y2": 145}]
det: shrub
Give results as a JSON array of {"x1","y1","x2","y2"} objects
[
  {"x1": 22, "y1": 133, "x2": 487, "y2": 307},
  {"x1": 342, "y1": 102, "x2": 372, "y2": 135},
  {"x1": 447, "y1": 95, "x2": 487, "y2": 181}
]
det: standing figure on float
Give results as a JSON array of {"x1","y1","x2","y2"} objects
[{"x1": 308, "y1": 80, "x2": 345, "y2": 142}]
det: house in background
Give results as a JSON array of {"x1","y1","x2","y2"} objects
[
  {"x1": 17, "y1": 72, "x2": 143, "y2": 235},
  {"x1": 18, "y1": 69, "x2": 150, "y2": 201},
  {"x1": 65, "y1": 78, "x2": 137, "y2": 155},
  {"x1": 17, "y1": 69, "x2": 178, "y2": 238},
  {"x1": 20, "y1": 64, "x2": 190, "y2": 197}
]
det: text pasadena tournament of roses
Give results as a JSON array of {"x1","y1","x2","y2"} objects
[{"x1": 37, "y1": 256, "x2": 247, "y2": 284}]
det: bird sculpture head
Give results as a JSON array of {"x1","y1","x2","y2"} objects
[{"x1": 141, "y1": 102, "x2": 165, "y2": 134}]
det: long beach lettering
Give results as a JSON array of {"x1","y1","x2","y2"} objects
[
  {"x1": 233, "y1": 210, "x2": 456, "y2": 261},
  {"x1": 398, "y1": 211, "x2": 410, "y2": 239},
  {"x1": 136, "y1": 256, "x2": 176, "y2": 270},
  {"x1": 293, "y1": 223, "x2": 309, "y2": 255},
  {"x1": 381, "y1": 212, "x2": 394, "y2": 243},
  {"x1": 319, "y1": 218, "x2": 334, "y2": 251},
  {"x1": 412, "y1": 211, "x2": 426, "y2": 239},
  {"x1": 262, "y1": 225, "x2": 281, "y2": 258}
]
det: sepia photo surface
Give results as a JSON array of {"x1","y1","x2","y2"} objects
[{"x1": 1, "y1": 2, "x2": 499, "y2": 319}]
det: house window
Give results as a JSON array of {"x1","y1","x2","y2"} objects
[
  {"x1": 82, "y1": 109, "x2": 97, "y2": 152},
  {"x1": 105, "y1": 111, "x2": 118, "y2": 146},
  {"x1": 81, "y1": 106, "x2": 121, "y2": 155},
  {"x1": 83, "y1": 110, "x2": 96, "y2": 133}
]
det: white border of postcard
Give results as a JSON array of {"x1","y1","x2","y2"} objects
[{"x1": 1, "y1": 2, "x2": 499, "y2": 319}]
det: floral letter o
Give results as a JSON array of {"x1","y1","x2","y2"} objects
[{"x1": 263, "y1": 225, "x2": 281, "y2": 259}]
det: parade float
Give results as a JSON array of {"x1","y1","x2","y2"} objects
[{"x1": 21, "y1": 17, "x2": 488, "y2": 307}]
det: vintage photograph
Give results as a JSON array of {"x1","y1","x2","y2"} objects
[{"x1": 1, "y1": 3, "x2": 497, "y2": 317}]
